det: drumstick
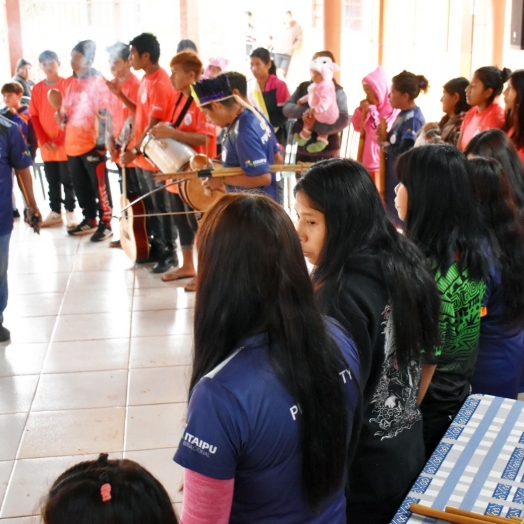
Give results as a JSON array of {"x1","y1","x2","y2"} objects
[
  {"x1": 446, "y1": 507, "x2": 522, "y2": 524},
  {"x1": 153, "y1": 163, "x2": 314, "y2": 181},
  {"x1": 410, "y1": 504, "x2": 499, "y2": 524}
]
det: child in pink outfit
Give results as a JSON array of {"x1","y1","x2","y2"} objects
[
  {"x1": 201, "y1": 57, "x2": 229, "y2": 80},
  {"x1": 351, "y1": 66, "x2": 399, "y2": 172},
  {"x1": 295, "y1": 57, "x2": 340, "y2": 153}
]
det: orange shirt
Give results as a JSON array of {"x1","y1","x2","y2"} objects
[
  {"x1": 459, "y1": 103, "x2": 505, "y2": 151},
  {"x1": 108, "y1": 73, "x2": 140, "y2": 166},
  {"x1": 63, "y1": 71, "x2": 110, "y2": 157},
  {"x1": 133, "y1": 67, "x2": 176, "y2": 171},
  {"x1": 29, "y1": 78, "x2": 67, "y2": 162}
]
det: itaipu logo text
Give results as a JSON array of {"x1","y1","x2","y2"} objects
[
  {"x1": 244, "y1": 158, "x2": 266, "y2": 168},
  {"x1": 182, "y1": 432, "x2": 217, "y2": 457}
]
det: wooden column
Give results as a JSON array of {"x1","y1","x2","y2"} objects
[
  {"x1": 179, "y1": 0, "x2": 200, "y2": 51},
  {"x1": 324, "y1": 0, "x2": 341, "y2": 81},
  {"x1": 378, "y1": 0, "x2": 386, "y2": 65},
  {"x1": 460, "y1": 0, "x2": 475, "y2": 78},
  {"x1": 491, "y1": 0, "x2": 506, "y2": 67},
  {"x1": 6, "y1": 0, "x2": 23, "y2": 76}
]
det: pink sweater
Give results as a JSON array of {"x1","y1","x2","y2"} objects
[
  {"x1": 298, "y1": 80, "x2": 339, "y2": 125},
  {"x1": 352, "y1": 66, "x2": 399, "y2": 171}
]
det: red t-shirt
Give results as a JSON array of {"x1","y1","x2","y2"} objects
[
  {"x1": 29, "y1": 78, "x2": 67, "y2": 162},
  {"x1": 459, "y1": 103, "x2": 505, "y2": 151},
  {"x1": 63, "y1": 72, "x2": 111, "y2": 157},
  {"x1": 133, "y1": 67, "x2": 176, "y2": 171},
  {"x1": 508, "y1": 127, "x2": 524, "y2": 165}
]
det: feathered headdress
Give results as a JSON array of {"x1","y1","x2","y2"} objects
[{"x1": 191, "y1": 74, "x2": 233, "y2": 107}]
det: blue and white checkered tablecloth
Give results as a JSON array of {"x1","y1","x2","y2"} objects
[{"x1": 391, "y1": 394, "x2": 524, "y2": 523}]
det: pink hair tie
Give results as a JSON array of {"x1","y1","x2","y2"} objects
[{"x1": 100, "y1": 483, "x2": 112, "y2": 502}]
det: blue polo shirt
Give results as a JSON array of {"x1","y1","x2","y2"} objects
[
  {"x1": 174, "y1": 320, "x2": 360, "y2": 524},
  {"x1": 221, "y1": 109, "x2": 279, "y2": 202},
  {"x1": 0, "y1": 115, "x2": 33, "y2": 236}
]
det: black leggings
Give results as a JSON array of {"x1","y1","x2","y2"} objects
[
  {"x1": 169, "y1": 192, "x2": 197, "y2": 249},
  {"x1": 43, "y1": 160, "x2": 76, "y2": 213}
]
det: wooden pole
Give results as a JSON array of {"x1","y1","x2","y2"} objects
[
  {"x1": 491, "y1": 0, "x2": 506, "y2": 67},
  {"x1": 378, "y1": 0, "x2": 386, "y2": 65},
  {"x1": 5, "y1": 0, "x2": 23, "y2": 77},
  {"x1": 323, "y1": 0, "x2": 341, "y2": 82}
]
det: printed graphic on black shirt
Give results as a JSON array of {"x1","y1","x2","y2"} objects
[{"x1": 369, "y1": 305, "x2": 422, "y2": 440}]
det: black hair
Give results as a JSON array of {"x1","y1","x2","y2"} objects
[
  {"x1": 38, "y1": 50, "x2": 59, "y2": 63},
  {"x1": 294, "y1": 158, "x2": 441, "y2": 369},
  {"x1": 15, "y1": 58, "x2": 31, "y2": 70},
  {"x1": 193, "y1": 74, "x2": 235, "y2": 107},
  {"x1": 106, "y1": 42, "x2": 130, "y2": 62},
  {"x1": 193, "y1": 193, "x2": 350, "y2": 510},
  {"x1": 226, "y1": 71, "x2": 247, "y2": 97},
  {"x1": 397, "y1": 144, "x2": 488, "y2": 281},
  {"x1": 473, "y1": 66, "x2": 511, "y2": 105},
  {"x1": 468, "y1": 157, "x2": 524, "y2": 325},
  {"x1": 250, "y1": 47, "x2": 276, "y2": 75},
  {"x1": 129, "y1": 33, "x2": 160, "y2": 64},
  {"x1": 505, "y1": 70, "x2": 524, "y2": 150},
  {"x1": 176, "y1": 39, "x2": 198, "y2": 53},
  {"x1": 464, "y1": 129, "x2": 524, "y2": 219},
  {"x1": 392, "y1": 70, "x2": 429, "y2": 100},
  {"x1": 1, "y1": 81, "x2": 24, "y2": 95},
  {"x1": 245, "y1": 10, "x2": 252, "y2": 16},
  {"x1": 41, "y1": 453, "x2": 178, "y2": 524},
  {"x1": 443, "y1": 77, "x2": 470, "y2": 114},
  {"x1": 313, "y1": 50, "x2": 336, "y2": 62},
  {"x1": 72, "y1": 40, "x2": 96, "y2": 64}
]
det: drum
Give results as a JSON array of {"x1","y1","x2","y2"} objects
[
  {"x1": 141, "y1": 135, "x2": 195, "y2": 174},
  {"x1": 179, "y1": 154, "x2": 226, "y2": 212}
]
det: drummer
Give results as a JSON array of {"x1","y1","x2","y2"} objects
[
  {"x1": 192, "y1": 74, "x2": 280, "y2": 202},
  {"x1": 149, "y1": 51, "x2": 217, "y2": 288}
]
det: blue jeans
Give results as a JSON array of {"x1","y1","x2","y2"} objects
[{"x1": 0, "y1": 233, "x2": 11, "y2": 324}]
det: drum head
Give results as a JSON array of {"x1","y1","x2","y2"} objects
[{"x1": 180, "y1": 178, "x2": 226, "y2": 212}]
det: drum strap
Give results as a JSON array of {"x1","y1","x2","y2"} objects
[{"x1": 172, "y1": 93, "x2": 194, "y2": 130}]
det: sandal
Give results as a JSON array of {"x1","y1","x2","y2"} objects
[
  {"x1": 161, "y1": 270, "x2": 196, "y2": 282},
  {"x1": 184, "y1": 278, "x2": 197, "y2": 292}
]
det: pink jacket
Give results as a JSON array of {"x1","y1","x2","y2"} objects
[
  {"x1": 298, "y1": 57, "x2": 340, "y2": 125},
  {"x1": 351, "y1": 67, "x2": 399, "y2": 171}
]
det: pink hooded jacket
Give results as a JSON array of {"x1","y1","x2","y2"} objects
[
  {"x1": 352, "y1": 66, "x2": 399, "y2": 171},
  {"x1": 201, "y1": 57, "x2": 229, "y2": 80},
  {"x1": 298, "y1": 57, "x2": 340, "y2": 125}
]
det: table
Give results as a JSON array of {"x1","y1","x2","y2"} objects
[{"x1": 391, "y1": 394, "x2": 524, "y2": 523}]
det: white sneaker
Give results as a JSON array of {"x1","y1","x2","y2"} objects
[
  {"x1": 41, "y1": 211, "x2": 63, "y2": 228},
  {"x1": 66, "y1": 211, "x2": 78, "y2": 229}
]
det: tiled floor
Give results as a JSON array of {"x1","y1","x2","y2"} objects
[{"x1": 0, "y1": 198, "x2": 192, "y2": 521}]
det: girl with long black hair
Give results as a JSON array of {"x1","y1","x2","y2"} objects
[
  {"x1": 396, "y1": 144, "x2": 489, "y2": 456},
  {"x1": 464, "y1": 128, "x2": 524, "y2": 220},
  {"x1": 468, "y1": 157, "x2": 524, "y2": 399},
  {"x1": 294, "y1": 158, "x2": 440, "y2": 524},
  {"x1": 503, "y1": 69, "x2": 524, "y2": 163},
  {"x1": 174, "y1": 193, "x2": 360, "y2": 524}
]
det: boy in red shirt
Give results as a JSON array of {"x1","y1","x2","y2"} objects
[
  {"x1": 59, "y1": 40, "x2": 113, "y2": 242},
  {"x1": 149, "y1": 51, "x2": 217, "y2": 288},
  {"x1": 105, "y1": 42, "x2": 141, "y2": 248},
  {"x1": 111, "y1": 33, "x2": 177, "y2": 273},
  {"x1": 29, "y1": 50, "x2": 77, "y2": 229}
]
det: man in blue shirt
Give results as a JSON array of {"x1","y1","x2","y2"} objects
[
  {"x1": 0, "y1": 114, "x2": 41, "y2": 342},
  {"x1": 192, "y1": 74, "x2": 279, "y2": 202}
]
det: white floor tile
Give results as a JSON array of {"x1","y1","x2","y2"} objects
[
  {"x1": 7, "y1": 274, "x2": 69, "y2": 295},
  {"x1": 43, "y1": 339, "x2": 129, "y2": 374},
  {"x1": 125, "y1": 403, "x2": 186, "y2": 451},
  {"x1": 133, "y1": 286, "x2": 195, "y2": 311},
  {"x1": 131, "y1": 309, "x2": 194, "y2": 338},
  {"x1": 72, "y1": 252, "x2": 135, "y2": 273},
  {"x1": 4, "y1": 294, "x2": 63, "y2": 318},
  {"x1": 53, "y1": 312, "x2": 131, "y2": 342},
  {"x1": 18, "y1": 408, "x2": 125, "y2": 459},
  {"x1": 129, "y1": 335, "x2": 193, "y2": 368},
  {"x1": 128, "y1": 366, "x2": 190, "y2": 406},
  {"x1": 2, "y1": 317, "x2": 56, "y2": 345},
  {"x1": 67, "y1": 270, "x2": 134, "y2": 292},
  {"x1": 31, "y1": 370, "x2": 128, "y2": 411},
  {"x1": 0, "y1": 414, "x2": 27, "y2": 461},
  {"x1": 0, "y1": 461, "x2": 14, "y2": 511},
  {"x1": 0, "y1": 376, "x2": 39, "y2": 415},
  {"x1": 60, "y1": 289, "x2": 133, "y2": 315},
  {"x1": 0, "y1": 344, "x2": 47, "y2": 378}
]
